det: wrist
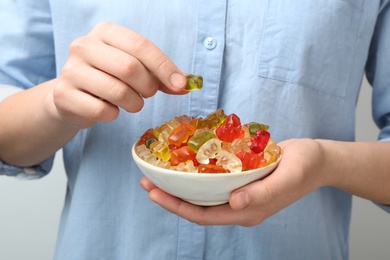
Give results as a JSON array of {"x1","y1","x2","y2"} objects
[
  {"x1": 313, "y1": 139, "x2": 347, "y2": 188},
  {"x1": 313, "y1": 139, "x2": 390, "y2": 204}
]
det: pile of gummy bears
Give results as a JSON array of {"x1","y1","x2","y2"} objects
[{"x1": 135, "y1": 109, "x2": 281, "y2": 173}]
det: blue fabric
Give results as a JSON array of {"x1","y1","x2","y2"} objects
[
  {"x1": 1, "y1": 1, "x2": 390, "y2": 259},
  {"x1": 0, "y1": 156, "x2": 53, "y2": 179}
]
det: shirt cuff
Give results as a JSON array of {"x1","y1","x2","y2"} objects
[
  {"x1": 0, "y1": 156, "x2": 54, "y2": 180},
  {"x1": 1, "y1": 84, "x2": 53, "y2": 179},
  {"x1": 375, "y1": 140, "x2": 390, "y2": 212}
]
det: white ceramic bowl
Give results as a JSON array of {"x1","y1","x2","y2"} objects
[{"x1": 132, "y1": 143, "x2": 281, "y2": 206}]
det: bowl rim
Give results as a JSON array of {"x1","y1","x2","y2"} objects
[{"x1": 132, "y1": 143, "x2": 281, "y2": 178}]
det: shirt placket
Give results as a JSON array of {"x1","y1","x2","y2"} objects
[
  {"x1": 177, "y1": 1, "x2": 227, "y2": 259},
  {"x1": 188, "y1": 0, "x2": 227, "y2": 118}
]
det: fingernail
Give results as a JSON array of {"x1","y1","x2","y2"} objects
[
  {"x1": 170, "y1": 72, "x2": 186, "y2": 90},
  {"x1": 234, "y1": 190, "x2": 250, "y2": 210}
]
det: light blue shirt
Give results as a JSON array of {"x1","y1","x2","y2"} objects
[{"x1": 1, "y1": 1, "x2": 390, "y2": 259}]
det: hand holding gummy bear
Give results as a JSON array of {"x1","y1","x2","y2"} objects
[
  {"x1": 0, "y1": 22, "x2": 204, "y2": 167},
  {"x1": 52, "y1": 22, "x2": 202, "y2": 130}
]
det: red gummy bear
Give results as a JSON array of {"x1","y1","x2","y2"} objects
[
  {"x1": 215, "y1": 114, "x2": 244, "y2": 142},
  {"x1": 136, "y1": 128, "x2": 154, "y2": 146},
  {"x1": 236, "y1": 151, "x2": 267, "y2": 170},
  {"x1": 250, "y1": 129, "x2": 270, "y2": 154}
]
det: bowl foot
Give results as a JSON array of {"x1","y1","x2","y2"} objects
[{"x1": 184, "y1": 199, "x2": 228, "y2": 206}]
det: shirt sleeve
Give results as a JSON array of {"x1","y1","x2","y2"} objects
[
  {"x1": 0, "y1": 156, "x2": 54, "y2": 180},
  {"x1": 365, "y1": 1, "x2": 390, "y2": 212},
  {"x1": 0, "y1": 84, "x2": 55, "y2": 179},
  {"x1": 0, "y1": 1, "x2": 56, "y2": 88},
  {"x1": 365, "y1": 1, "x2": 390, "y2": 142},
  {"x1": 0, "y1": 1, "x2": 56, "y2": 179}
]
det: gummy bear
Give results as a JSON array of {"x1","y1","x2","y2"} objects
[
  {"x1": 189, "y1": 117, "x2": 202, "y2": 129},
  {"x1": 154, "y1": 159, "x2": 171, "y2": 169},
  {"x1": 168, "y1": 122, "x2": 196, "y2": 147},
  {"x1": 153, "y1": 123, "x2": 174, "y2": 144},
  {"x1": 264, "y1": 139, "x2": 282, "y2": 157},
  {"x1": 242, "y1": 124, "x2": 252, "y2": 140},
  {"x1": 149, "y1": 140, "x2": 171, "y2": 162},
  {"x1": 174, "y1": 114, "x2": 194, "y2": 124},
  {"x1": 230, "y1": 139, "x2": 251, "y2": 154},
  {"x1": 196, "y1": 138, "x2": 222, "y2": 164},
  {"x1": 137, "y1": 128, "x2": 155, "y2": 146},
  {"x1": 170, "y1": 146, "x2": 197, "y2": 166},
  {"x1": 185, "y1": 74, "x2": 203, "y2": 91},
  {"x1": 216, "y1": 150, "x2": 242, "y2": 173},
  {"x1": 199, "y1": 108, "x2": 227, "y2": 129},
  {"x1": 187, "y1": 130, "x2": 216, "y2": 152},
  {"x1": 198, "y1": 164, "x2": 229, "y2": 173},
  {"x1": 170, "y1": 160, "x2": 197, "y2": 172},
  {"x1": 250, "y1": 129, "x2": 270, "y2": 154},
  {"x1": 263, "y1": 151, "x2": 277, "y2": 165},
  {"x1": 135, "y1": 144, "x2": 157, "y2": 164},
  {"x1": 248, "y1": 122, "x2": 269, "y2": 136},
  {"x1": 215, "y1": 114, "x2": 244, "y2": 142},
  {"x1": 168, "y1": 119, "x2": 181, "y2": 129},
  {"x1": 236, "y1": 151, "x2": 267, "y2": 170},
  {"x1": 263, "y1": 139, "x2": 282, "y2": 165},
  {"x1": 145, "y1": 137, "x2": 157, "y2": 148}
]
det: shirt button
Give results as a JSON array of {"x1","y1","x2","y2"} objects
[{"x1": 203, "y1": 37, "x2": 217, "y2": 50}]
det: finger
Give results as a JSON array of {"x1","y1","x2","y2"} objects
[
  {"x1": 139, "y1": 176, "x2": 157, "y2": 191},
  {"x1": 148, "y1": 188, "x2": 249, "y2": 226},
  {"x1": 70, "y1": 36, "x2": 161, "y2": 99},
  {"x1": 277, "y1": 138, "x2": 296, "y2": 149},
  {"x1": 63, "y1": 62, "x2": 145, "y2": 112},
  {"x1": 53, "y1": 81, "x2": 119, "y2": 127},
  {"x1": 229, "y1": 160, "x2": 313, "y2": 215},
  {"x1": 90, "y1": 22, "x2": 187, "y2": 92}
]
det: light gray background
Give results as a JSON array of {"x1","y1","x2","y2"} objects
[{"x1": 0, "y1": 78, "x2": 389, "y2": 259}]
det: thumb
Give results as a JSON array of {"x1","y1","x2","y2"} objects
[
  {"x1": 229, "y1": 189, "x2": 251, "y2": 210},
  {"x1": 229, "y1": 177, "x2": 280, "y2": 211}
]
